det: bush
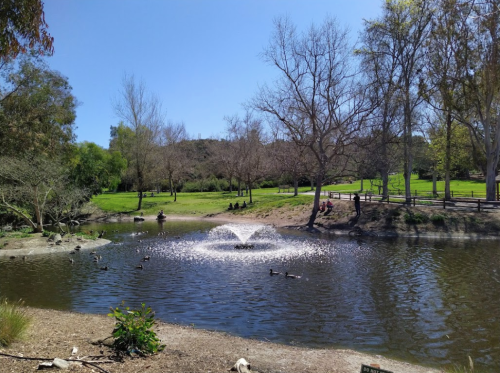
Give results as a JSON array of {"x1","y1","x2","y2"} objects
[
  {"x1": 0, "y1": 298, "x2": 31, "y2": 347},
  {"x1": 430, "y1": 214, "x2": 446, "y2": 225},
  {"x1": 108, "y1": 302, "x2": 165, "y2": 356},
  {"x1": 404, "y1": 212, "x2": 428, "y2": 224}
]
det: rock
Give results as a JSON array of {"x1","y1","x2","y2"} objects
[
  {"x1": 53, "y1": 234, "x2": 62, "y2": 244},
  {"x1": 53, "y1": 222, "x2": 66, "y2": 227},
  {"x1": 37, "y1": 362, "x2": 53, "y2": 370},
  {"x1": 70, "y1": 220, "x2": 80, "y2": 226},
  {"x1": 52, "y1": 358, "x2": 70, "y2": 369},
  {"x1": 231, "y1": 358, "x2": 252, "y2": 373},
  {"x1": 134, "y1": 217, "x2": 145, "y2": 221},
  {"x1": 90, "y1": 336, "x2": 114, "y2": 347},
  {"x1": 1, "y1": 225, "x2": 13, "y2": 232}
]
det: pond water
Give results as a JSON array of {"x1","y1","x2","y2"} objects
[{"x1": 1, "y1": 220, "x2": 499, "y2": 371}]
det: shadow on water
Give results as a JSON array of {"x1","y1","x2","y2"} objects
[{"x1": 1, "y1": 220, "x2": 499, "y2": 372}]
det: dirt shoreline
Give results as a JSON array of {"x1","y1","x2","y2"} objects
[{"x1": 1, "y1": 308, "x2": 439, "y2": 373}]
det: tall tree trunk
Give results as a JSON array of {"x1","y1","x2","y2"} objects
[
  {"x1": 444, "y1": 112, "x2": 452, "y2": 200},
  {"x1": 32, "y1": 185, "x2": 43, "y2": 233},
  {"x1": 293, "y1": 174, "x2": 298, "y2": 196},
  {"x1": 307, "y1": 173, "x2": 322, "y2": 228},
  {"x1": 359, "y1": 177, "x2": 364, "y2": 192},
  {"x1": 432, "y1": 169, "x2": 437, "y2": 196},
  {"x1": 403, "y1": 90, "x2": 413, "y2": 204}
]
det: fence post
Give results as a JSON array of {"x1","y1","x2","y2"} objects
[
  {"x1": 443, "y1": 199, "x2": 446, "y2": 209},
  {"x1": 349, "y1": 193, "x2": 352, "y2": 200},
  {"x1": 452, "y1": 191, "x2": 454, "y2": 197},
  {"x1": 415, "y1": 190, "x2": 417, "y2": 196},
  {"x1": 369, "y1": 194, "x2": 372, "y2": 202},
  {"x1": 364, "y1": 193, "x2": 367, "y2": 201},
  {"x1": 472, "y1": 191, "x2": 474, "y2": 198},
  {"x1": 413, "y1": 197, "x2": 416, "y2": 206},
  {"x1": 478, "y1": 199, "x2": 480, "y2": 212},
  {"x1": 387, "y1": 196, "x2": 390, "y2": 204}
]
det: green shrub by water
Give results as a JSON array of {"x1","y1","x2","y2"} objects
[
  {"x1": 108, "y1": 302, "x2": 165, "y2": 356},
  {"x1": 0, "y1": 298, "x2": 31, "y2": 347}
]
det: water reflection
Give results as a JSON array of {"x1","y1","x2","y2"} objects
[{"x1": 0, "y1": 220, "x2": 499, "y2": 371}]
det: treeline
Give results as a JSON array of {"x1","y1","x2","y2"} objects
[{"x1": 2, "y1": 0, "x2": 500, "y2": 231}]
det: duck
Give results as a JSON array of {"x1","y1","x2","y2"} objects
[
  {"x1": 270, "y1": 269, "x2": 281, "y2": 275},
  {"x1": 69, "y1": 258, "x2": 74, "y2": 264},
  {"x1": 285, "y1": 272, "x2": 301, "y2": 279},
  {"x1": 136, "y1": 264, "x2": 143, "y2": 269},
  {"x1": 142, "y1": 256, "x2": 150, "y2": 261},
  {"x1": 100, "y1": 266, "x2": 108, "y2": 271}
]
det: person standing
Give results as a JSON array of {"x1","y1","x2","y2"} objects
[{"x1": 353, "y1": 193, "x2": 361, "y2": 217}]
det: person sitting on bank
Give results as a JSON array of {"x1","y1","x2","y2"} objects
[
  {"x1": 157, "y1": 209, "x2": 166, "y2": 219},
  {"x1": 242, "y1": 201, "x2": 247, "y2": 208},
  {"x1": 228, "y1": 203, "x2": 233, "y2": 210},
  {"x1": 319, "y1": 201, "x2": 326, "y2": 212},
  {"x1": 234, "y1": 202, "x2": 240, "y2": 209},
  {"x1": 326, "y1": 199, "x2": 333, "y2": 212}
]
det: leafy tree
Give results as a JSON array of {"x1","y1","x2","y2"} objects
[
  {"x1": 0, "y1": 0, "x2": 54, "y2": 60},
  {"x1": 0, "y1": 154, "x2": 65, "y2": 232},
  {"x1": 70, "y1": 142, "x2": 127, "y2": 194},
  {"x1": 365, "y1": 0, "x2": 433, "y2": 203},
  {"x1": 0, "y1": 57, "x2": 76, "y2": 158}
]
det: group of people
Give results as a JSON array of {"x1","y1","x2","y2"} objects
[
  {"x1": 319, "y1": 199, "x2": 334, "y2": 213},
  {"x1": 228, "y1": 201, "x2": 247, "y2": 210},
  {"x1": 318, "y1": 192, "x2": 361, "y2": 217}
]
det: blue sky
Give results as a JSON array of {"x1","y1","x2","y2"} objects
[{"x1": 42, "y1": 0, "x2": 383, "y2": 148}]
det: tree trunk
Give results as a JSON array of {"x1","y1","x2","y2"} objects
[
  {"x1": 432, "y1": 169, "x2": 437, "y2": 196},
  {"x1": 359, "y1": 177, "x2": 364, "y2": 192},
  {"x1": 137, "y1": 190, "x2": 143, "y2": 210},
  {"x1": 293, "y1": 175, "x2": 298, "y2": 197},
  {"x1": 229, "y1": 176, "x2": 233, "y2": 193},
  {"x1": 485, "y1": 158, "x2": 497, "y2": 201},
  {"x1": 32, "y1": 185, "x2": 43, "y2": 233},
  {"x1": 445, "y1": 112, "x2": 452, "y2": 200},
  {"x1": 307, "y1": 173, "x2": 322, "y2": 228},
  {"x1": 249, "y1": 184, "x2": 253, "y2": 204}
]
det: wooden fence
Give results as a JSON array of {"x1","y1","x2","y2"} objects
[{"x1": 327, "y1": 191, "x2": 500, "y2": 212}]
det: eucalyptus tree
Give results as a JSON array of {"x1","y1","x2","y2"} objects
[
  {"x1": 114, "y1": 75, "x2": 164, "y2": 210},
  {"x1": 364, "y1": 0, "x2": 433, "y2": 203},
  {"x1": 0, "y1": 0, "x2": 53, "y2": 60},
  {"x1": 0, "y1": 57, "x2": 77, "y2": 159},
  {"x1": 419, "y1": 0, "x2": 471, "y2": 200},
  {"x1": 357, "y1": 13, "x2": 404, "y2": 199},
  {"x1": 254, "y1": 16, "x2": 371, "y2": 227},
  {"x1": 451, "y1": 0, "x2": 500, "y2": 200}
]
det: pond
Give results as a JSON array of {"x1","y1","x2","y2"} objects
[{"x1": 0, "y1": 219, "x2": 499, "y2": 372}]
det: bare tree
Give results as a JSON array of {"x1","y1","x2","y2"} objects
[
  {"x1": 114, "y1": 75, "x2": 164, "y2": 210},
  {"x1": 253, "y1": 16, "x2": 371, "y2": 227},
  {"x1": 224, "y1": 111, "x2": 270, "y2": 204},
  {"x1": 158, "y1": 121, "x2": 190, "y2": 201}
]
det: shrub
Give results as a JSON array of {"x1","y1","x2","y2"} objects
[
  {"x1": 404, "y1": 212, "x2": 428, "y2": 224},
  {"x1": 108, "y1": 302, "x2": 165, "y2": 356},
  {"x1": 0, "y1": 298, "x2": 31, "y2": 347},
  {"x1": 430, "y1": 214, "x2": 446, "y2": 225}
]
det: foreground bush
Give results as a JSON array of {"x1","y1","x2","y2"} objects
[
  {"x1": 108, "y1": 302, "x2": 165, "y2": 356},
  {"x1": 0, "y1": 298, "x2": 31, "y2": 346}
]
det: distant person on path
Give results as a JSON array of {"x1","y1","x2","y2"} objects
[{"x1": 353, "y1": 193, "x2": 361, "y2": 217}]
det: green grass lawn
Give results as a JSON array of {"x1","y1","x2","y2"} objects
[
  {"x1": 92, "y1": 190, "x2": 314, "y2": 217},
  {"x1": 92, "y1": 175, "x2": 488, "y2": 217}
]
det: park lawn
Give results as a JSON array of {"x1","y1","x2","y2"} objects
[
  {"x1": 323, "y1": 174, "x2": 487, "y2": 197},
  {"x1": 92, "y1": 190, "x2": 314, "y2": 217}
]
